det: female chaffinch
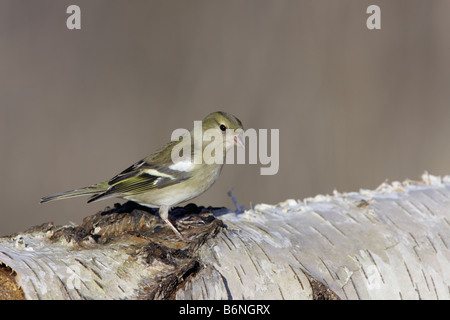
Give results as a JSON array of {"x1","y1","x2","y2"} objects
[{"x1": 41, "y1": 111, "x2": 244, "y2": 240}]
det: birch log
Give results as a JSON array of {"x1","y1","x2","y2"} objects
[{"x1": 1, "y1": 173, "x2": 449, "y2": 300}]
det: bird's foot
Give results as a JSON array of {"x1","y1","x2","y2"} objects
[{"x1": 162, "y1": 217, "x2": 187, "y2": 241}]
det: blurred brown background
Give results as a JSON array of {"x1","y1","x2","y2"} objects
[{"x1": 1, "y1": 0, "x2": 449, "y2": 235}]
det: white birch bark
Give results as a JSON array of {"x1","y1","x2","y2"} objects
[{"x1": 1, "y1": 173, "x2": 449, "y2": 299}]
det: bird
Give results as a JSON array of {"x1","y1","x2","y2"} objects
[{"x1": 40, "y1": 111, "x2": 244, "y2": 240}]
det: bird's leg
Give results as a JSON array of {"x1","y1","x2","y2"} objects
[{"x1": 159, "y1": 205, "x2": 185, "y2": 240}]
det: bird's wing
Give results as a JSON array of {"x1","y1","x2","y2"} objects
[{"x1": 87, "y1": 158, "x2": 191, "y2": 203}]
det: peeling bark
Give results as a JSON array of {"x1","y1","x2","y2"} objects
[
  {"x1": 1, "y1": 173, "x2": 449, "y2": 300},
  {"x1": 0, "y1": 264, "x2": 25, "y2": 300}
]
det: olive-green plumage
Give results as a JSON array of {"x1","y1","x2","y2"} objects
[{"x1": 40, "y1": 111, "x2": 244, "y2": 240}]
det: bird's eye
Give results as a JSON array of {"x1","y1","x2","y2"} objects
[{"x1": 220, "y1": 124, "x2": 227, "y2": 132}]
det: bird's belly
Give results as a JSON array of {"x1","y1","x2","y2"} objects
[
  {"x1": 126, "y1": 167, "x2": 221, "y2": 207},
  {"x1": 136, "y1": 187, "x2": 202, "y2": 206}
]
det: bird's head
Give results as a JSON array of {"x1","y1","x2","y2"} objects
[{"x1": 202, "y1": 111, "x2": 245, "y2": 153}]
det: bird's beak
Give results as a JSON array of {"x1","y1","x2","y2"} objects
[{"x1": 234, "y1": 133, "x2": 245, "y2": 149}]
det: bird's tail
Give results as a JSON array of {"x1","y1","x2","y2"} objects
[{"x1": 40, "y1": 183, "x2": 108, "y2": 204}]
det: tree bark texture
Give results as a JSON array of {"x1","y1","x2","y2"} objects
[{"x1": 1, "y1": 173, "x2": 449, "y2": 300}]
